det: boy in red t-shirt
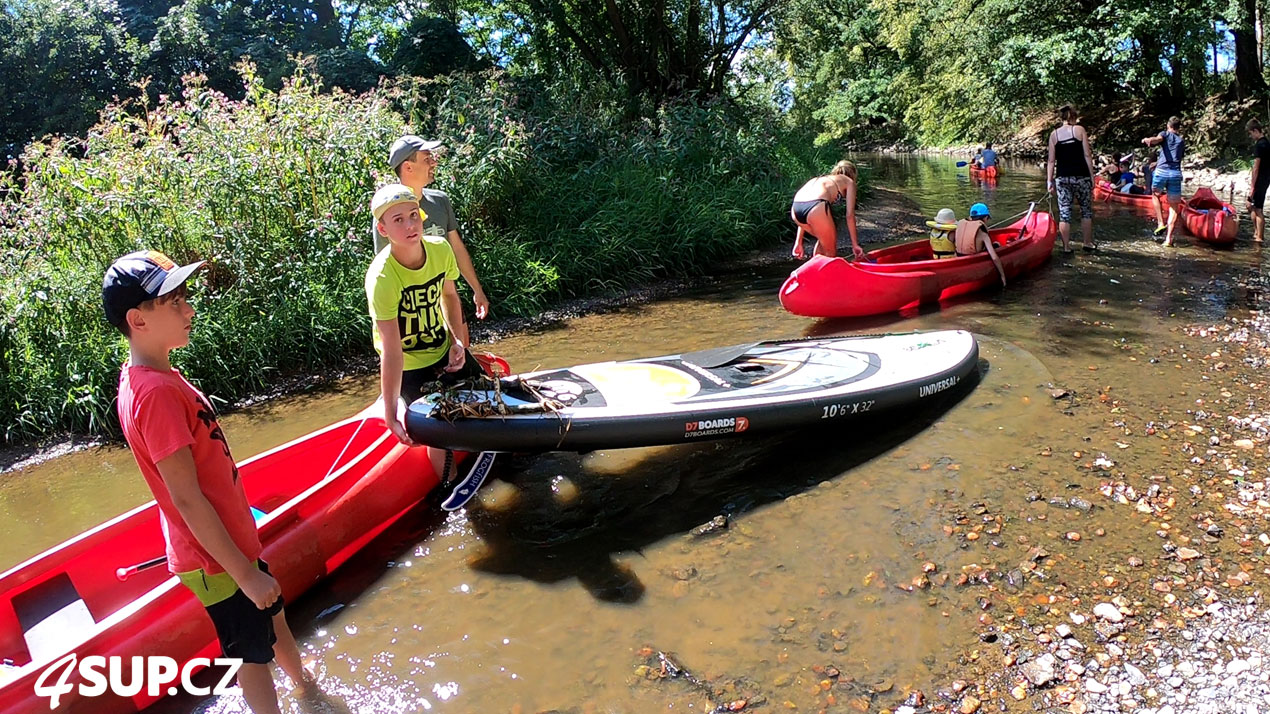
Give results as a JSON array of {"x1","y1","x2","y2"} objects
[{"x1": 103, "y1": 251, "x2": 312, "y2": 714}]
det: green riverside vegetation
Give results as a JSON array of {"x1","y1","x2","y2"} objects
[
  {"x1": 0, "y1": 65, "x2": 834, "y2": 443},
  {"x1": 5, "y1": 0, "x2": 1267, "y2": 445}
]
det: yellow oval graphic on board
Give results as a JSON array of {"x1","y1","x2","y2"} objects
[{"x1": 572, "y1": 362, "x2": 701, "y2": 406}]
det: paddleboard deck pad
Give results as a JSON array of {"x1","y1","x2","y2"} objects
[{"x1": 405, "y1": 330, "x2": 979, "y2": 452}]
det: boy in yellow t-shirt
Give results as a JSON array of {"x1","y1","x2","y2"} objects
[{"x1": 366, "y1": 184, "x2": 485, "y2": 448}]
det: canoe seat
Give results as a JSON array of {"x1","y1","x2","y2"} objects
[{"x1": 13, "y1": 573, "x2": 95, "y2": 664}]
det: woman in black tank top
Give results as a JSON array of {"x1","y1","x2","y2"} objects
[{"x1": 1046, "y1": 105, "x2": 1097, "y2": 253}]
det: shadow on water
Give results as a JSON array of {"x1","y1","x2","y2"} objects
[{"x1": 461, "y1": 370, "x2": 985, "y2": 603}]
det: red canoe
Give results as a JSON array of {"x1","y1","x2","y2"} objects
[
  {"x1": 1182, "y1": 187, "x2": 1238, "y2": 245},
  {"x1": 780, "y1": 210, "x2": 1055, "y2": 318},
  {"x1": 1094, "y1": 178, "x2": 1238, "y2": 245},
  {"x1": 1093, "y1": 176, "x2": 1157, "y2": 208},
  {"x1": 969, "y1": 164, "x2": 999, "y2": 179},
  {"x1": 0, "y1": 357, "x2": 507, "y2": 714}
]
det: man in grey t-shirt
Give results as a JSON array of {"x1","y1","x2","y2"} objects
[{"x1": 371, "y1": 135, "x2": 490, "y2": 325}]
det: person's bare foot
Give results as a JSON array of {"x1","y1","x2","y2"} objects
[{"x1": 291, "y1": 665, "x2": 318, "y2": 697}]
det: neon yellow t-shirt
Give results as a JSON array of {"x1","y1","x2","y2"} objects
[{"x1": 365, "y1": 237, "x2": 460, "y2": 371}]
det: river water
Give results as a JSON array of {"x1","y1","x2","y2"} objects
[{"x1": 3, "y1": 155, "x2": 1264, "y2": 713}]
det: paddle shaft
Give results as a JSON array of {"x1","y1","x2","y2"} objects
[
  {"x1": 114, "y1": 506, "x2": 269, "y2": 580},
  {"x1": 116, "y1": 556, "x2": 166, "y2": 581}
]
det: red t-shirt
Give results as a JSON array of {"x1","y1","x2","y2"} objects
[{"x1": 117, "y1": 363, "x2": 261, "y2": 574}]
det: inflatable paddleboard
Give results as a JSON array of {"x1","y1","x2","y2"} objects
[{"x1": 406, "y1": 330, "x2": 979, "y2": 452}]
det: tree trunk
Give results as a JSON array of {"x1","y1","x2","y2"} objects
[
  {"x1": 312, "y1": 0, "x2": 341, "y2": 48},
  {"x1": 1234, "y1": 0, "x2": 1266, "y2": 97},
  {"x1": 1259, "y1": 0, "x2": 1264, "y2": 71},
  {"x1": 1214, "y1": 22, "x2": 1220, "y2": 76},
  {"x1": 1170, "y1": 47, "x2": 1185, "y2": 99}
]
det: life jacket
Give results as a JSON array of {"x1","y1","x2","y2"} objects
[
  {"x1": 954, "y1": 219, "x2": 989, "y2": 256},
  {"x1": 927, "y1": 220, "x2": 957, "y2": 258}
]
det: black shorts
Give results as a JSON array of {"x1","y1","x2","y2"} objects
[
  {"x1": 400, "y1": 348, "x2": 488, "y2": 403},
  {"x1": 1254, "y1": 182, "x2": 1269, "y2": 211},
  {"x1": 204, "y1": 560, "x2": 283, "y2": 665}
]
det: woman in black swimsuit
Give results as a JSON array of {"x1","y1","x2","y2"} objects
[
  {"x1": 790, "y1": 160, "x2": 864, "y2": 260},
  {"x1": 1046, "y1": 105, "x2": 1097, "y2": 253}
]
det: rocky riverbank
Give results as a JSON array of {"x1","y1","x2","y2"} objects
[{"x1": 874, "y1": 258, "x2": 1270, "y2": 714}]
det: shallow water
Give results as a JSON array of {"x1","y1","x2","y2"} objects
[{"x1": 4, "y1": 155, "x2": 1265, "y2": 713}]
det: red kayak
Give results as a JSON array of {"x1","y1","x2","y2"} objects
[
  {"x1": 0, "y1": 355, "x2": 508, "y2": 713},
  {"x1": 1182, "y1": 187, "x2": 1238, "y2": 245},
  {"x1": 780, "y1": 210, "x2": 1055, "y2": 318},
  {"x1": 969, "y1": 164, "x2": 999, "y2": 179},
  {"x1": 1095, "y1": 178, "x2": 1238, "y2": 245}
]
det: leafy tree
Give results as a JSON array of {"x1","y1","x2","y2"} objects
[
  {"x1": 0, "y1": 0, "x2": 141, "y2": 158},
  {"x1": 147, "y1": 0, "x2": 355, "y2": 94},
  {"x1": 116, "y1": 0, "x2": 180, "y2": 43},
  {"x1": 507, "y1": 0, "x2": 781, "y2": 101},
  {"x1": 384, "y1": 14, "x2": 487, "y2": 78},
  {"x1": 312, "y1": 47, "x2": 383, "y2": 91},
  {"x1": 776, "y1": 0, "x2": 1250, "y2": 145}
]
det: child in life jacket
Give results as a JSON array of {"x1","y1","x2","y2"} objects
[
  {"x1": 954, "y1": 203, "x2": 1007, "y2": 287},
  {"x1": 928, "y1": 208, "x2": 958, "y2": 259}
]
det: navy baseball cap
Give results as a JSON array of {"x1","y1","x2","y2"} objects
[{"x1": 102, "y1": 250, "x2": 205, "y2": 327}]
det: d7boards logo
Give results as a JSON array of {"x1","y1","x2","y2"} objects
[
  {"x1": 684, "y1": 416, "x2": 749, "y2": 438},
  {"x1": 34, "y1": 654, "x2": 242, "y2": 709}
]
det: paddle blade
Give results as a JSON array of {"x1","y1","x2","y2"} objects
[
  {"x1": 955, "y1": 161, "x2": 968, "y2": 167},
  {"x1": 681, "y1": 342, "x2": 762, "y2": 369}
]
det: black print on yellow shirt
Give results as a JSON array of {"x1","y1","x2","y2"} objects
[{"x1": 398, "y1": 273, "x2": 447, "y2": 352}]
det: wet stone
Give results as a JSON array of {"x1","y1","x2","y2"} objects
[
  {"x1": 1004, "y1": 568, "x2": 1025, "y2": 592},
  {"x1": 1124, "y1": 662, "x2": 1147, "y2": 686},
  {"x1": 690, "y1": 515, "x2": 728, "y2": 537},
  {"x1": 902, "y1": 690, "x2": 925, "y2": 707},
  {"x1": 1093, "y1": 603, "x2": 1124, "y2": 623},
  {"x1": 1020, "y1": 652, "x2": 1058, "y2": 687},
  {"x1": 1069, "y1": 497, "x2": 1094, "y2": 511},
  {"x1": 1094, "y1": 621, "x2": 1124, "y2": 640}
]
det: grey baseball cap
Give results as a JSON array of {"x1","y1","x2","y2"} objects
[{"x1": 388, "y1": 135, "x2": 443, "y2": 169}]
